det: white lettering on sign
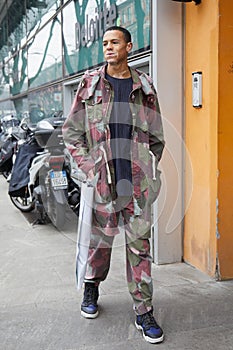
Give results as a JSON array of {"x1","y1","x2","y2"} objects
[{"x1": 75, "y1": 2, "x2": 117, "y2": 50}]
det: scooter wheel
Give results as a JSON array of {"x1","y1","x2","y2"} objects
[{"x1": 10, "y1": 196, "x2": 35, "y2": 212}]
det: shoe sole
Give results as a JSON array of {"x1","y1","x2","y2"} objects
[
  {"x1": 81, "y1": 309, "x2": 99, "y2": 319},
  {"x1": 135, "y1": 321, "x2": 164, "y2": 344}
]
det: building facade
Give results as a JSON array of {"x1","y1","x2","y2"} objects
[
  {"x1": 1, "y1": 0, "x2": 232, "y2": 279},
  {"x1": 184, "y1": 0, "x2": 233, "y2": 280},
  {"x1": 0, "y1": 0, "x2": 151, "y2": 119}
]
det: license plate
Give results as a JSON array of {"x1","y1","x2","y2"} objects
[{"x1": 50, "y1": 170, "x2": 68, "y2": 189}]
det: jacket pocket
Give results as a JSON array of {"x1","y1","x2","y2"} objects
[
  {"x1": 146, "y1": 151, "x2": 161, "y2": 204},
  {"x1": 136, "y1": 151, "x2": 161, "y2": 208},
  {"x1": 93, "y1": 148, "x2": 112, "y2": 204},
  {"x1": 85, "y1": 97, "x2": 105, "y2": 145},
  {"x1": 85, "y1": 95, "x2": 103, "y2": 123},
  {"x1": 94, "y1": 165, "x2": 112, "y2": 203}
]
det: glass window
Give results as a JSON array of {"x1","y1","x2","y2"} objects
[
  {"x1": 0, "y1": 62, "x2": 10, "y2": 100},
  {"x1": 0, "y1": 0, "x2": 151, "y2": 107},
  {"x1": 62, "y1": 0, "x2": 151, "y2": 76},
  {"x1": 0, "y1": 0, "x2": 63, "y2": 95},
  {"x1": 0, "y1": 100, "x2": 16, "y2": 120},
  {"x1": 0, "y1": 0, "x2": 61, "y2": 63},
  {"x1": 28, "y1": 84, "x2": 63, "y2": 123},
  {"x1": 28, "y1": 13, "x2": 62, "y2": 88},
  {"x1": 8, "y1": 50, "x2": 28, "y2": 95},
  {"x1": 26, "y1": 0, "x2": 61, "y2": 42},
  {"x1": 5, "y1": 87, "x2": 64, "y2": 127},
  {"x1": 13, "y1": 97, "x2": 29, "y2": 120}
]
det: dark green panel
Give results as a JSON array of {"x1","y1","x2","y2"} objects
[
  {"x1": 8, "y1": 50, "x2": 28, "y2": 96},
  {"x1": 0, "y1": 63, "x2": 10, "y2": 100}
]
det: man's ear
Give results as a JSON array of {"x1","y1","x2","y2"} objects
[{"x1": 126, "y1": 42, "x2": 133, "y2": 53}]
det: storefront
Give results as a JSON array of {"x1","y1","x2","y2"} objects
[
  {"x1": 0, "y1": 0, "x2": 151, "y2": 118},
  {"x1": 0, "y1": 0, "x2": 185, "y2": 269}
]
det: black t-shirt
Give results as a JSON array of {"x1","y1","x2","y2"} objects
[{"x1": 105, "y1": 73, "x2": 133, "y2": 196}]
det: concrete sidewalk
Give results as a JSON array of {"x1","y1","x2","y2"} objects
[{"x1": 0, "y1": 175, "x2": 233, "y2": 350}]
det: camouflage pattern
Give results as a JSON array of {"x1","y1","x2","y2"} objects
[
  {"x1": 84, "y1": 198, "x2": 153, "y2": 315},
  {"x1": 62, "y1": 64, "x2": 165, "y2": 314},
  {"x1": 62, "y1": 64, "x2": 165, "y2": 230}
]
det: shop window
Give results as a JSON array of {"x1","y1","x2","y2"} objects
[
  {"x1": 28, "y1": 12, "x2": 62, "y2": 88},
  {"x1": 28, "y1": 83, "x2": 63, "y2": 122}
]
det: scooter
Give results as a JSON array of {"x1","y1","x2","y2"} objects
[
  {"x1": 8, "y1": 121, "x2": 43, "y2": 212},
  {"x1": 0, "y1": 115, "x2": 25, "y2": 179},
  {"x1": 32, "y1": 118, "x2": 69, "y2": 229},
  {"x1": 8, "y1": 115, "x2": 81, "y2": 229}
]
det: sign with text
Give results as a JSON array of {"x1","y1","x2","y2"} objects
[{"x1": 75, "y1": 3, "x2": 117, "y2": 50}]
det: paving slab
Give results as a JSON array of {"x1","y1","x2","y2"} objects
[{"x1": 1, "y1": 176, "x2": 233, "y2": 350}]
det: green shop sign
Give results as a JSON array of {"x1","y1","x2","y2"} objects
[
  {"x1": 63, "y1": 0, "x2": 151, "y2": 76},
  {"x1": 75, "y1": 3, "x2": 117, "y2": 49}
]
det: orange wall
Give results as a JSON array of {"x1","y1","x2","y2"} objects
[
  {"x1": 184, "y1": 0, "x2": 219, "y2": 276},
  {"x1": 217, "y1": 0, "x2": 233, "y2": 279}
]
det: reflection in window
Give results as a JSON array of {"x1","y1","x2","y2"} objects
[
  {"x1": 0, "y1": 0, "x2": 62, "y2": 95},
  {"x1": 28, "y1": 84, "x2": 63, "y2": 122},
  {"x1": 28, "y1": 13, "x2": 62, "y2": 88},
  {"x1": 0, "y1": 0, "x2": 60, "y2": 63},
  {"x1": 62, "y1": 0, "x2": 150, "y2": 76},
  {"x1": 0, "y1": 65, "x2": 10, "y2": 100},
  {"x1": 0, "y1": 0, "x2": 151, "y2": 102}
]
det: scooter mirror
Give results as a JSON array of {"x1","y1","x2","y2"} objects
[{"x1": 20, "y1": 122, "x2": 29, "y2": 131}]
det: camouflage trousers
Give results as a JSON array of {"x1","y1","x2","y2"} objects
[{"x1": 84, "y1": 197, "x2": 153, "y2": 315}]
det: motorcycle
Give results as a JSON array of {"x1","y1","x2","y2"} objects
[
  {"x1": 33, "y1": 118, "x2": 69, "y2": 229},
  {"x1": 8, "y1": 115, "x2": 81, "y2": 230},
  {"x1": 8, "y1": 121, "x2": 43, "y2": 212},
  {"x1": 0, "y1": 114, "x2": 20, "y2": 148},
  {"x1": 0, "y1": 115, "x2": 26, "y2": 179}
]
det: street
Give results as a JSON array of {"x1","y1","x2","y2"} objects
[{"x1": 1, "y1": 175, "x2": 233, "y2": 350}]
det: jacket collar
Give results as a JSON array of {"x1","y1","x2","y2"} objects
[
  {"x1": 130, "y1": 67, "x2": 155, "y2": 96},
  {"x1": 79, "y1": 64, "x2": 155, "y2": 99}
]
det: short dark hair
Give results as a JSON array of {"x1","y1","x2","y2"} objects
[{"x1": 104, "y1": 26, "x2": 132, "y2": 43}]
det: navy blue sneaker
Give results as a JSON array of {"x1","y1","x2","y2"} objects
[
  {"x1": 135, "y1": 309, "x2": 164, "y2": 344},
  {"x1": 81, "y1": 282, "x2": 99, "y2": 319}
]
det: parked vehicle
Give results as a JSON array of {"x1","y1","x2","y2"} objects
[
  {"x1": 33, "y1": 118, "x2": 69, "y2": 228},
  {"x1": 0, "y1": 115, "x2": 21, "y2": 148},
  {"x1": 8, "y1": 121, "x2": 43, "y2": 212},
  {"x1": 8, "y1": 114, "x2": 81, "y2": 229},
  {"x1": 0, "y1": 115, "x2": 26, "y2": 179}
]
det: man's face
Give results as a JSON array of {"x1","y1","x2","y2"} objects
[{"x1": 103, "y1": 30, "x2": 132, "y2": 65}]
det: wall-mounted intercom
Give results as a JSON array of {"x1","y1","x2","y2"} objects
[{"x1": 192, "y1": 72, "x2": 202, "y2": 108}]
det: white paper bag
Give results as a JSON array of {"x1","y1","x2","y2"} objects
[{"x1": 76, "y1": 182, "x2": 94, "y2": 289}]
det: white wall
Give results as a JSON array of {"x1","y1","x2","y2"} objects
[{"x1": 152, "y1": 0, "x2": 184, "y2": 263}]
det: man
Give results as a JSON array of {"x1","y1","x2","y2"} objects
[{"x1": 62, "y1": 26, "x2": 165, "y2": 344}]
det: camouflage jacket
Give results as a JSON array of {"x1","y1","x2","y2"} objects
[{"x1": 62, "y1": 65, "x2": 165, "y2": 215}]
